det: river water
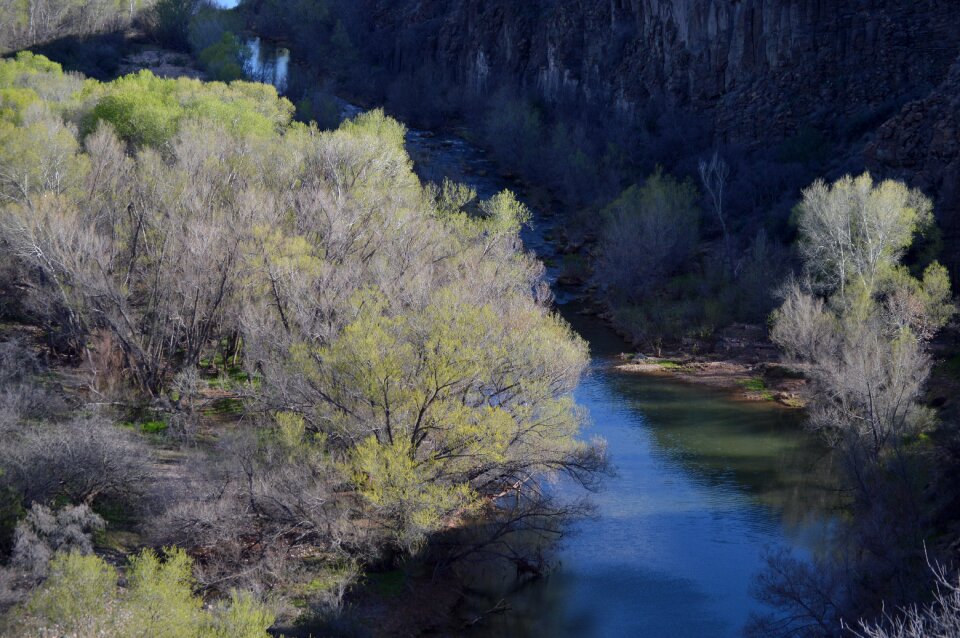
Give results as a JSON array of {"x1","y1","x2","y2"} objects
[
  {"x1": 403, "y1": 128, "x2": 840, "y2": 638},
  {"x1": 239, "y1": 38, "x2": 841, "y2": 638}
]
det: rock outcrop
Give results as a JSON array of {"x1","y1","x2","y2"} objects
[
  {"x1": 360, "y1": 0, "x2": 959, "y2": 141},
  {"x1": 354, "y1": 0, "x2": 960, "y2": 256},
  {"x1": 866, "y1": 53, "x2": 960, "y2": 266}
]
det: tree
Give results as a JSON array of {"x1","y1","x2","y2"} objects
[
  {"x1": 0, "y1": 57, "x2": 607, "y2": 619},
  {"x1": 14, "y1": 551, "x2": 117, "y2": 636},
  {"x1": 0, "y1": 415, "x2": 152, "y2": 509},
  {"x1": 0, "y1": 0, "x2": 136, "y2": 54},
  {"x1": 795, "y1": 173, "x2": 934, "y2": 298},
  {"x1": 4, "y1": 549, "x2": 276, "y2": 637},
  {"x1": 593, "y1": 168, "x2": 700, "y2": 303},
  {"x1": 10, "y1": 504, "x2": 105, "y2": 580},
  {"x1": 699, "y1": 150, "x2": 731, "y2": 271},
  {"x1": 147, "y1": 0, "x2": 198, "y2": 50},
  {"x1": 771, "y1": 174, "x2": 952, "y2": 466},
  {"x1": 850, "y1": 564, "x2": 960, "y2": 638},
  {"x1": 760, "y1": 173, "x2": 955, "y2": 638}
]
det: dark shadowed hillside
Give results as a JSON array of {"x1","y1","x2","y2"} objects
[{"x1": 332, "y1": 0, "x2": 960, "y2": 267}]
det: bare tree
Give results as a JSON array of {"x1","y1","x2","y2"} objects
[
  {"x1": 10, "y1": 504, "x2": 105, "y2": 580},
  {"x1": 699, "y1": 150, "x2": 731, "y2": 271},
  {"x1": 0, "y1": 415, "x2": 152, "y2": 508},
  {"x1": 850, "y1": 563, "x2": 960, "y2": 638}
]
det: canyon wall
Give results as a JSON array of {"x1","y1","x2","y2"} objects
[
  {"x1": 353, "y1": 0, "x2": 960, "y2": 248},
  {"x1": 359, "y1": 0, "x2": 958, "y2": 140}
]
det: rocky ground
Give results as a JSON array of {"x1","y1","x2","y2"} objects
[{"x1": 117, "y1": 48, "x2": 205, "y2": 79}]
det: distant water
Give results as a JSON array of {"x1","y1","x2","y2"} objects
[
  {"x1": 208, "y1": 0, "x2": 289, "y2": 92},
  {"x1": 240, "y1": 37, "x2": 288, "y2": 93}
]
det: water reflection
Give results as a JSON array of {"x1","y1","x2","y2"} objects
[
  {"x1": 395, "y1": 119, "x2": 841, "y2": 636},
  {"x1": 241, "y1": 37, "x2": 289, "y2": 93},
  {"x1": 465, "y1": 362, "x2": 839, "y2": 637}
]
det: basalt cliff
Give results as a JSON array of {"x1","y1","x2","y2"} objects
[{"x1": 352, "y1": 0, "x2": 960, "y2": 251}]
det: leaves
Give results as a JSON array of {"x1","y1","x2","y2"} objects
[{"x1": 9, "y1": 549, "x2": 275, "y2": 637}]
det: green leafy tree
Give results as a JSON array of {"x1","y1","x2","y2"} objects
[
  {"x1": 148, "y1": 0, "x2": 198, "y2": 50},
  {"x1": 198, "y1": 31, "x2": 245, "y2": 82},
  {"x1": 771, "y1": 174, "x2": 954, "y2": 466},
  {"x1": 594, "y1": 169, "x2": 700, "y2": 303},
  {"x1": 6, "y1": 549, "x2": 275, "y2": 637},
  {"x1": 17, "y1": 551, "x2": 118, "y2": 635},
  {"x1": 796, "y1": 172, "x2": 934, "y2": 298}
]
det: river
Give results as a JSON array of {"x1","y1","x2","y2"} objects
[{"x1": 241, "y1": 38, "x2": 841, "y2": 638}]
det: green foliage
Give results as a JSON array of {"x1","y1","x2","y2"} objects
[
  {"x1": 595, "y1": 168, "x2": 700, "y2": 304},
  {"x1": 337, "y1": 107, "x2": 407, "y2": 151},
  {"x1": 0, "y1": 58, "x2": 604, "y2": 610},
  {"x1": 139, "y1": 419, "x2": 168, "y2": 434},
  {"x1": 349, "y1": 436, "x2": 479, "y2": 548},
  {"x1": 797, "y1": 172, "x2": 935, "y2": 298},
  {"x1": 432, "y1": 178, "x2": 478, "y2": 219},
  {"x1": 656, "y1": 360, "x2": 683, "y2": 370},
  {"x1": 739, "y1": 377, "x2": 774, "y2": 400},
  {"x1": 149, "y1": 0, "x2": 199, "y2": 50},
  {"x1": 8, "y1": 549, "x2": 275, "y2": 637},
  {"x1": 479, "y1": 189, "x2": 531, "y2": 235},
  {"x1": 125, "y1": 547, "x2": 203, "y2": 637},
  {"x1": 0, "y1": 87, "x2": 41, "y2": 123},
  {"x1": 209, "y1": 590, "x2": 277, "y2": 638},
  {"x1": 0, "y1": 51, "x2": 64, "y2": 86},
  {"x1": 198, "y1": 32, "x2": 245, "y2": 82},
  {"x1": 0, "y1": 54, "x2": 295, "y2": 149},
  {"x1": 772, "y1": 174, "x2": 954, "y2": 460},
  {"x1": 740, "y1": 377, "x2": 768, "y2": 393},
  {"x1": 280, "y1": 281, "x2": 592, "y2": 548},
  {"x1": 22, "y1": 552, "x2": 117, "y2": 635},
  {"x1": 87, "y1": 70, "x2": 295, "y2": 146}
]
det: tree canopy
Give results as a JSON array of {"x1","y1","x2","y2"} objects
[{"x1": 0, "y1": 54, "x2": 605, "y2": 625}]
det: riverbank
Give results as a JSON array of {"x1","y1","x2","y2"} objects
[
  {"x1": 605, "y1": 319, "x2": 807, "y2": 407},
  {"x1": 613, "y1": 356, "x2": 807, "y2": 407}
]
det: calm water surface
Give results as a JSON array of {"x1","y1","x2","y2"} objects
[
  {"x1": 241, "y1": 37, "x2": 289, "y2": 93},
  {"x1": 225, "y1": 35, "x2": 842, "y2": 637},
  {"x1": 404, "y1": 129, "x2": 841, "y2": 638}
]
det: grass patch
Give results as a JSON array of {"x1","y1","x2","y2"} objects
[
  {"x1": 656, "y1": 360, "x2": 683, "y2": 370},
  {"x1": 740, "y1": 377, "x2": 775, "y2": 401},
  {"x1": 139, "y1": 419, "x2": 167, "y2": 434}
]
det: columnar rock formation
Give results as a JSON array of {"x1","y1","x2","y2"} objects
[{"x1": 356, "y1": 0, "x2": 960, "y2": 255}]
